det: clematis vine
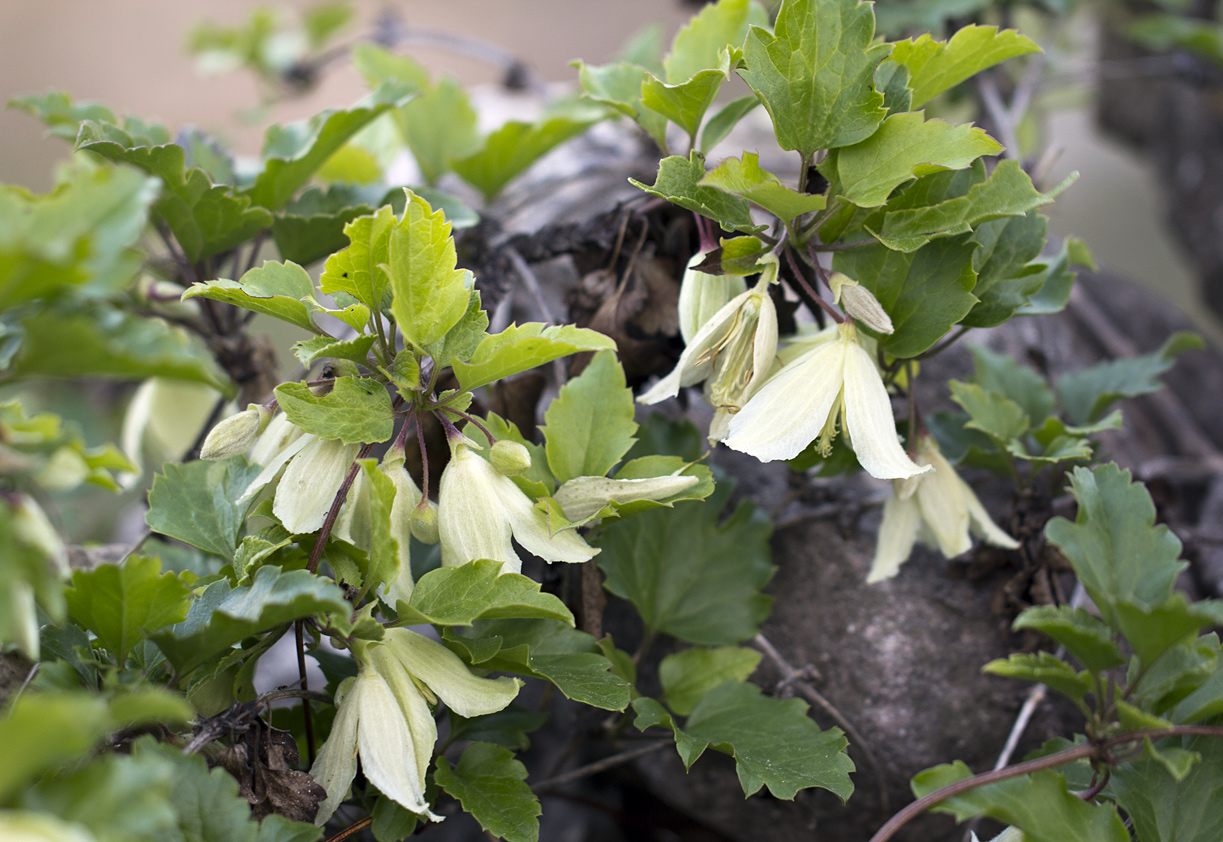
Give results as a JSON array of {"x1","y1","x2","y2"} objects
[
  {"x1": 639, "y1": 255, "x2": 780, "y2": 443},
  {"x1": 723, "y1": 320, "x2": 930, "y2": 479},
  {"x1": 868, "y1": 435, "x2": 1019, "y2": 583},
  {"x1": 310, "y1": 628, "x2": 521, "y2": 824}
]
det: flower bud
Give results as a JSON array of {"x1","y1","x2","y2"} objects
[
  {"x1": 489, "y1": 440, "x2": 531, "y2": 477},
  {"x1": 677, "y1": 253, "x2": 749, "y2": 344},
  {"x1": 200, "y1": 404, "x2": 273, "y2": 461},
  {"x1": 409, "y1": 500, "x2": 439, "y2": 545},
  {"x1": 828, "y1": 272, "x2": 894, "y2": 335}
]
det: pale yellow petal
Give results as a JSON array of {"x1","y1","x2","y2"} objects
[
  {"x1": 841, "y1": 340, "x2": 930, "y2": 480},
  {"x1": 438, "y1": 446, "x2": 520, "y2": 572},
  {"x1": 963, "y1": 482, "x2": 1021, "y2": 550},
  {"x1": 382, "y1": 629, "x2": 521, "y2": 719},
  {"x1": 868, "y1": 494, "x2": 922, "y2": 583},
  {"x1": 355, "y1": 667, "x2": 437, "y2": 820},
  {"x1": 274, "y1": 438, "x2": 358, "y2": 534},
  {"x1": 914, "y1": 447, "x2": 972, "y2": 558},
  {"x1": 310, "y1": 676, "x2": 360, "y2": 825}
]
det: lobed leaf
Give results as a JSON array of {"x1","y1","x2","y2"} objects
[
  {"x1": 541, "y1": 350, "x2": 638, "y2": 484},
  {"x1": 146, "y1": 457, "x2": 262, "y2": 559},
  {"x1": 452, "y1": 323, "x2": 616, "y2": 391},
  {"x1": 65, "y1": 555, "x2": 190, "y2": 664},
  {"x1": 891, "y1": 25, "x2": 1042, "y2": 108},
  {"x1": 395, "y1": 561, "x2": 574, "y2": 626},
  {"x1": 275, "y1": 377, "x2": 394, "y2": 445},
  {"x1": 629, "y1": 151, "x2": 763, "y2": 233},
  {"x1": 435, "y1": 742, "x2": 540, "y2": 842}
]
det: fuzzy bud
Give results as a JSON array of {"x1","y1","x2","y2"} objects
[
  {"x1": 828, "y1": 272, "x2": 894, "y2": 335},
  {"x1": 201, "y1": 405, "x2": 273, "y2": 461},
  {"x1": 489, "y1": 440, "x2": 531, "y2": 477},
  {"x1": 677, "y1": 253, "x2": 749, "y2": 344},
  {"x1": 409, "y1": 500, "x2": 440, "y2": 545}
]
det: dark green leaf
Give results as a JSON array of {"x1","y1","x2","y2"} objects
[
  {"x1": 1012, "y1": 605, "x2": 1125, "y2": 673},
  {"x1": 629, "y1": 152, "x2": 762, "y2": 233},
  {"x1": 435, "y1": 742, "x2": 540, "y2": 842},
  {"x1": 983, "y1": 652, "x2": 1092, "y2": 706},
  {"x1": 595, "y1": 482, "x2": 774, "y2": 646},
  {"x1": 396, "y1": 561, "x2": 573, "y2": 626},
  {"x1": 698, "y1": 95, "x2": 761, "y2": 153},
  {"x1": 1111, "y1": 732, "x2": 1223, "y2": 842},
  {"x1": 1056, "y1": 332, "x2": 1204, "y2": 425},
  {"x1": 272, "y1": 184, "x2": 390, "y2": 266},
  {"x1": 541, "y1": 350, "x2": 637, "y2": 483},
  {"x1": 967, "y1": 344, "x2": 1056, "y2": 426},
  {"x1": 275, "y1": 377, "x2": 394, "y2": 445},
  {"x1": 660, "y1": 646, "x2": 761, "y2": 715},
  {"x1": 65, "y1": 555, "x2": 190, "y2": 664},
  {"x1": 949, "y1": 381, "x2": 1030, "y2": 442},
  {"x1": 146, "y1": 458, "x2": 262, "y2": 559},
  {"x1": 448, "y1": 705, "x2": 548, "y2": 752}
]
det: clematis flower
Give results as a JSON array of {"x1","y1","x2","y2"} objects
[
  {"x1": 438, "y1": 431, "x2": 598, "y2": 574},
  {"x1": 723, "y1": 321, "x2": 930, "y2": 479},
  {"x1": 868, "y1": 435, "x2": 1019, "y2": 583},
  {"x1": 200, "y1": 404, "x2": 273, "y2": 461},
  {"x1": 677, "y1": 252, "x2": 748, "y2": 344},
  {"x1": 639, "y1": 256, "x2": 779, "y2": 442},
  {"x1": 311, "y1": 629, "x2": 520, "y2": 824}
]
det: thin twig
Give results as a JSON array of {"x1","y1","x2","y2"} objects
[
  {"x1": 505, "y1": 247, "x2": 556, "y2": 325},
  {"x1": 753, "y1": 634, "x2": 890, "y2": 816},
  {"x1": 323, "y1": 817, "x2": 372, "y2": 842},
  {"x1": 296, "y1": 620, "x2": 315, "y2": 765},
  {"x1": 307, "y1": 442, "x2": 377, "y2": 575},
  {"x1": 531, "y1": 741, "x2": 671, "y2": 792}
]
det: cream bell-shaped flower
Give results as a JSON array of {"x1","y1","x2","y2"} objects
[
  {"x1": 677, "y1": 252, "x2": 749, "y2": 344},
  {"x1": 640, "y1": 257, "x2": 779, "y2": 443},
  {"x1": 723, "y1": 321, "x2": 930, "y2": 479},
  {"x1": 310, "y1": 629, "x2": 521, "y2": 825},
  {"x1": 868, "y1": 435, "x2": 1019, "y2": 583},
  {"x1": 438, "y1": 432, "x2": 598, "y2": 574}
]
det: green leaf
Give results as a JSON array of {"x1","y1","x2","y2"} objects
[
  {"x1": 452, "y1": 323, "x2": 617, "y2": 391},
  {"x1": 664, "y1": 0, "x2": 769, "y2": 84},
  {"x1": 183, "y1": 260, "x2": 323, "y2": 334},
  {"x1": 10, "y1": 91, "x2": 117, "y2": 140},
  {"x1": 74, "y1": 121, "x2": 273, "y2": 263},
  {"x1": 1115, "y1": 593, "x2": 1223, "y2": 668},
  {"x1": 738, "y1": 0, "x2": 891, "y2": 154},
  {"x1": 274, "y1": 377, "x2": 394, "y2": 445},
  {"x1": 146, "y1": 458, "x2": 263, "y2": 559},
  {"x1": 133, "y1": 739, "x2": 261, "y2": 842},
  {"x1": 681, "y1": 681, "x2": 855, "y2": 801},
  {"x1": 910, "y1": 764, "x2": 1129, "y2": 842},
  {"x1": 453, "y1": 115, "x2": 598, "y2": 200},
  {"x1": 1056, "y1": 332, "x2": 1204, "y2": 425},
  {"x1": 424, "y1": 290, "x2": 488, "y2": 370},
  {"x1": 576, "y1": 61, "x2": 669, "y2": 152},
  {"x1": 595, "y1": 482, "x2": 774, "y2": 646},
  {"x1": 1111, "y1": 733, "x2": 1223, "y2": 842},
  {"x1": 448, "y1": 705, "x2": 548, "y2": 752},
  {"x1": 642, "y1": 68, "x2": 727, "y2": 141},
  {"x1": 244, "y1": 85, "x2": 412, "y2": 211},
  {"x1": 660, "y1": 646, "x2": 761, "y2": 715},
  {"x1": 541, "y1": 350, "x2": 637, "y2": 483},
  {"x1": 832, "y1": 236, "x2": 978, "y2": 357},
  {"x1": 272, "y1": 184, "x2": 389, "y2": 266},
  {"x1": 983, "y1": 652, "x2": 1092, "y2": 706},
  {"x1": 396, "y1": 76, "x2": 481, "y2": 185},
  {"x1": 967, "y1": 343, "x2": 1056, "y2": 425},
  {"x1": 892, "y1": 26, "x2": 1041, "y2": 109},
  {"x1": 293, "y1": 334, "x2": 378, "y2": 368},
  {"x1": 700, "y1": 152, "x2": 827, "y2": 221},
  {"x1": 1019, "y1": 236, "x2": 1093, "y2": 317},
  {"x1": 395, "y1": 561, "x2": 574, "y2": 626},
  {"x1": 370, "y1": 796, "x2": 419, "y2": 842},
  {"x1": 629, "y1": 151, "x2": 762, "y2": 234},
  {"x1": 699, "y1": 95, "x2": 761, "y2": 153},
  {"x1": 692, "y1": 234, "x2": 773, "y2": 275},
  {"x1": 1012, "y1": 605, "x2": 1125, "y2": 673},
  {"x1": 318, "y1": 204, "x2": 395, "y2": 311},
  {"x1": 963, "y1": 212, "x2": 1048, "y2": 327},
  {"x1": 1045, "y1": 463, "x2": 1186, "y2": 628},
  {"x1": 152, "y1": 565, "x2": 349, "y2": 673},
  {"x1": 65, "y1": 555, "x2": 190, "y2": 664},
  {"x1": 12, "y1": 302, "x2": 230, "y2": 391},
  {"x1": 387, "y1": 189, "x2": 471, "y2": 350},
  {"x1": 449, "y1": 619, "x2": 632, "y2": 711},
  {"x1": 949, "y1": 381, "x2": 1030, "y2": 442},
  {"x1": 435, "y1": 742, "x2": 540, "y2": 842},
  {"x1": 833, "y1": 112, "x2": 1002, "y2": 208}
]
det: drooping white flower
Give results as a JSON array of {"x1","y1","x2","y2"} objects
[
  {"x1": 438, "y1": 433, "x2": 597, "y2": 574},
  {"x1": 200, "y1": 404, "x2": 273, "y2": 461},
  {"x1": 640, "y1": 257, "x2": 779, "y2": 442},
  {"x1": 0, "y1": 811, "x2": 99, "y2": 842},
  {"x1": 677, "y1": 252, "x2": 748, "y2": 344},
  {"x1": 868, "y1": 435, "x2": 1019, "y2": 583},
  {"x1": 723, "y1": 321, "x2": 930, "y2": 479},
  {"x1": 310, "y1": 629, "x2": 520, "y2": 825},
  {"x1": 273, "y1": 437, "x2": 359, "y2": 535}
]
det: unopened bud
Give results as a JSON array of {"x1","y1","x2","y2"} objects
[
  {"x1": 489, "y1": 440, "x2": 531, "y2": 477},
  {"x1": 200, "y1": 404, "x2": 273, "y2": 461},
  {"x1": 410, "y1": 499, "x2": 440, "y2": 544},
  {"x1": 828, "y1": 272, "x2": 894, "y2": 335},
  {"x1": 11, "y1": 494, "x2": 67, "y2": 576},
  {"x1": 678, "y1": 253, "x2": 748, "y2": 344}
]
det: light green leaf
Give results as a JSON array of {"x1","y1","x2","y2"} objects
[
  {"x1": 293, "y1": 334, "x2": 378, "y2": 368},
  {"x1": 664, "y1": 0, "x2": 769, "y2": 83},
  {"x1": 834, "y1": 112, "x2": 1003, "y2": 208},
  {"x1": 452, "y1": 323, "x2": 616, "y2": 391},
  {"x1": 681, "y1": 682, "x2": 854, "y2": 801},
  {"x1": 576, "y1": 61, "x2": 669, "y2": 152},
  {"x1": 910, "y1": 764, "x2": 1129, "y2": 842},
  {"x1": 1045, "y1": 463, "x2": 1186, "y2": 628},
  {"x1": 152, "y1": 565, "x2": 350, "y2": 674},
  {"x1": 967, "y1": 344, "x2": 1056, "y2": 425},
  {"x1": 700, "y1": 152, "x2": 827, "y2": 221},
  {"x1": 352, "y1": 42, "x2": 431, "y2": 92},
  {"x1": 1056, "y1": 332, "x2": 1204, "y2": 425},
  {"x1": 738, "y1": 0, "x2": 891, "y2": 155},
  {"x1": 399, "y1": 76, "x2": 482, "y2": 185},
  {"x1": 435, "y1": 742, "x2": 540, "y2": 842},
  {"x1": 275, "y1": 377, "x2": 394, "y2": 445},
  {"x1": 318, "y1": 204, "x2": 395, "y2": 311},
  {"x1": 949, "y1": 381, "x2": 1030, "y2": 442},
  {"x1": 65, "y1": 555, "x2": 190, "y2": 664},
  {"x1": 541, "y1": 350, "x2": 637, "y2": 483},
  {"x1": 146, "y1": 457, "x2": 262, "y2": 559},
  {"x1": 832, "y1": 236, "x2": 978, "y2": 357},
  {"x1": 449, "y1": 619, "x2": 632, "y2": 711},
  {"x1": 134, "y1": 739, "x2": 260, "y2": 842},
  {"x1": 629, "y1": 152, "x2": 762, "y2": 233},
  {"x1": 424, "y1": 290, "x2": 488, "y2": 370},
  {"x1": 641, "y1": 68, "x2": 727, "y2": 140},
  {"x1": 1115, "y1": 593, "x2": 1223, "y2": 668},
  {"x1": 699, "y1": 95, "x2": 761, "y2": 153},
  {"x1": 395, "y1": 561, "x2": 573, "y2": 626},
  {"x1": 1012, "y1": 606, "x2": 1125, "y2": 673},
  {"x1": 453, "y1": 116, "x2": 598, "y2": 200},
  {"x1": 1111, "y1": 733, "x2": 1223, "y2": 842},
  {"x1": 183, "y1": 261, "x2": 323, "y2": 334},
  {"x1": 660, "y1": 647, "x2": 761, "y2": 715},
  {"x1": 891, "y1": 26, "x2": 1042, "y2": 108},
  {"x1": 10, "y1": 91, "x2": 118, "y2": 140},
  {"x1": 983, "y1": 652, "x2": 1092, "y2": 706},
  {"x1": 387, "y1": 189, "x2": 471, "y2": 349},
  {"x1": 595, "y1": 482, "x2": 773, "y2": 646},
  {"x1": 244, "y1": 84, "x2": 411, "y2": 211}
]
